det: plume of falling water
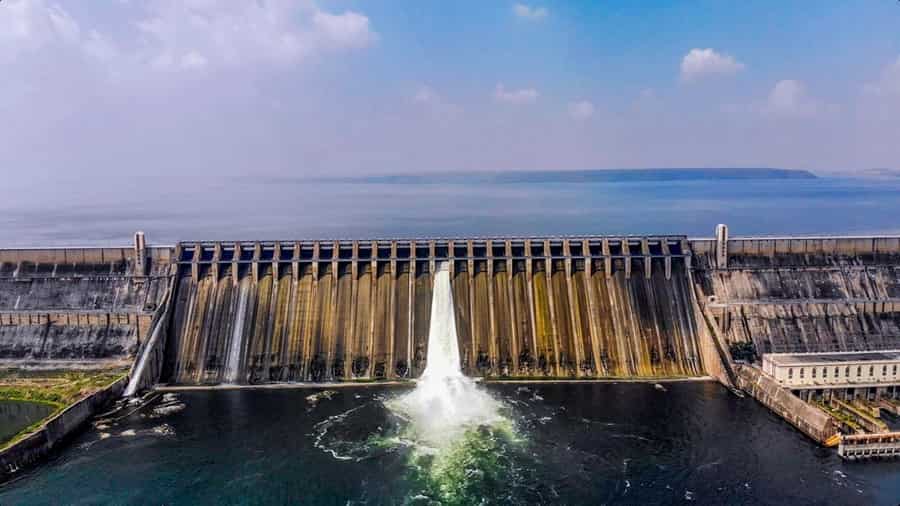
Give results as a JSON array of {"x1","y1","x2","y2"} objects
[
  {"x1": 124, "y1": 310, "x2": 164, "y2": 397},
  {"x1": 311, "y1": 262, "x2": 523, "y2": 502},
  {"x1": 224, "y1": 277, "x2": 250, "y2": 383},
  {"x1": 387, "y1": 262, "x2": 502, "y2": 448}
]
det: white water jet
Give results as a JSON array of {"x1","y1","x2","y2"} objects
[
  {"x1": 224, "y1": 278, "x2": 250, "y2": 383},
  {"x1": 124, "y1": 314, "x2": 164, "y2": 396},
  {"x1": 387, "y1": 262, "x2": 502, "y2": 447},
  {"x1": 125, "y1": 280, "x2": 173, "y2": 396}
]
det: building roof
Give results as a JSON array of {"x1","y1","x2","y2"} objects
[{"x1": 764, "y1": 351, "x2": 900, "y2": 366}]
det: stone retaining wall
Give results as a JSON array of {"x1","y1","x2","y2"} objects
[
  {"x1": 0, "y1": 376, "x2": 127, "y2": 482},
  {"x1": 735, "y1": 365, "x2": 839, "y2": 444}
]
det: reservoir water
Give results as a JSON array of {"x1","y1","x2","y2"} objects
[
  {"x1": 2, "y1": 175, "x2": 900, "y2": 246},
  {"x1": 1, "y1": 384, "x2": 899, "y2": 505}
]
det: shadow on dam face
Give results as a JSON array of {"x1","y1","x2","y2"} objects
[{"x1": 160, "y1": 237, "x2": 703, "y2": 385}]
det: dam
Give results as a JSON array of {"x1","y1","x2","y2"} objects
[
  {"x1": 0, "y1": 242, "x2": 170, "y2": 368},
  {"x1": 4, "y1": 229, "x2": 899, "y2": 388},
  {"x1": 3, "y1": 229, "x2": 899, "y2": 390},
  {"x1": 4, "y1": 227, "x2": 900, "y2": 466},
  {"x1": 693, "y1": 232, "x2": 900, "y2": 356},
  {"x1": 159, "y1": 236, "x2": 702, "y2": 385}
]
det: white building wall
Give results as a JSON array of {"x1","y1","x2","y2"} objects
[{"x1": 769, "y1": 359, "x2": 900, "y2": 388}]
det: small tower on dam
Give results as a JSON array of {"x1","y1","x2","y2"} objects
[
  {"x1": 134, "y1": 230, "x2": 148, "y2": 277},
  {"x1": 715, "y1": 223, "x2": 728, "y2": 269}
]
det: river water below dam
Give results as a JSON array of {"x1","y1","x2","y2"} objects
[{"x1": 2, "y1": 383, "x2": 899, "y2": 505}]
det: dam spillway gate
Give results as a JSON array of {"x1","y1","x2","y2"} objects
[{"x1": 163, "y1": 237, "x2": 703, "y2": 384}]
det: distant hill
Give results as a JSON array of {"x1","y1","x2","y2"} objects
[
  {"x1": 860, "y1": 168, "x2": 900, "y2": 179},
  {"x1": 317, "y1": 168, "x2": 817, "y2": 184}
]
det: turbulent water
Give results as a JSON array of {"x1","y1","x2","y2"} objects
[
  {"x1": 360, "y1": 261, "x2": 517, "y2": 503},
  {"x1": 385, "y1": 262, "x2": 503, "y2": 447},
  {"x1": 3, "y1": 384, "x2": 900, "y2": 505}
]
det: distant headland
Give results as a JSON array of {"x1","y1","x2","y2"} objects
[{"x1": 311, "y1": 168, "x2": 817, "y2": 185}]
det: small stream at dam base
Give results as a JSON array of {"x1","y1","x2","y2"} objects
[{"x1": 2, "y1": 383, "x2": 900, "y2": 505}]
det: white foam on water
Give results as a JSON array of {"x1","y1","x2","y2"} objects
[
  {"x1": 152, "y1": 424, "x2": 175, "y2": 436},
  {"x1": 152, "y1": 403, "x2": 185, "y2": 417},
  {"x1": 386, "y1": 262, "x2": 502, "y2": 448},
  {"x1": 312, "y1": 405, "x2": 368, "y2": 461}
]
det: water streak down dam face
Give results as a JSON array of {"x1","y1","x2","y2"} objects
[{"x1": 161, "y1": 237, "x2": 703, "y2": 384}]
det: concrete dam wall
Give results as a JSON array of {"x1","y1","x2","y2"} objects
[
  {"x1": 0, "y1": 243, "x2": 170, "y2": 366},
  {"x1": 6, "y1": 230, "x2": 899, "y2": 388},
  {"x1": 162, "y1": 237, "x2": 704, "y2": 384},
  {"x1": 693, "y1": 235, "x2": 900, "y2": 356}
]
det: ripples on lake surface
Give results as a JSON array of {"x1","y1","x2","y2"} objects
[{"x1": 2, "y1": 382, "x2": 900, "y2": 505}]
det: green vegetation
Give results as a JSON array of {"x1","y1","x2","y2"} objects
[
  {"x1": 815, "y1": 400, "x2": 863, "y2": 432},
  {"x1": 0, "y1": 369, "x2": 127, "y2": 448},
  {"x1": 813, "y1": 399, "x2": 889, "y2": 434},
  {"x1": 0, "y1": 369, "x2": 125, "y2": 407},
  {"x1": 729, "y1": 341, "x2": 758, "y2": 363}
]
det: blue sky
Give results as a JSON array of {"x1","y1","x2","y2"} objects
[{"x1": 1, "y1": 0, "x2": 899, "y2": 185}]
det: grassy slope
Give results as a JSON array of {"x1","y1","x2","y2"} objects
[{"x1": 0, "y1": 369, "x2": 127, "y2": 447}]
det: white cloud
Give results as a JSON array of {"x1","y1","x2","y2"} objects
[
  {"x1": 180, "y1": 50, "x2": 208, "y2": 69},
  {"x1": 413, "y1": 85, "x2": 439, "y2": 104},
  {"x1": 81, "y1": 30, "x2": 119, "y2": 63},
  {"x1": 638, "y1": 88, "x2": 657, "y2": 101},
  {"x1": 136, "y1": 1, "x2": 377, "y2": 71},
  {"x1": 513, "y1": 4, "x2": 548, "y2": 20},
  {"x1": 0, "y1": 1, "x2": 376, "y2": 72},
  {"x1": 763, "y1": 79, "x2": 819, "y2": 117},
  {"x1": 767, "y1": 80, "x2": 804, "y2": 111},
  {"x1": 568, "y1": 100, "x2": 594, "y2": 120},
  {"x1": 412, "y1": 85, "x2": 461, "y2": 118},
  {"x1": 0, "y1": 0, "x2": 82, "y2": 61},
  {"x1": 680, "y1": 48, "x2": 745, "y2": 82},
  {"x1": 863, "y1": 56, "x2": 900, "y2": 98},
  {"x1": 721, "y1": 79, "x2": 832, "y2": 119},
  {"x1": 312, "y1": 9, "x2": 377, "y2": 50},
  {"x1": 494, "y1": 83, "x2": 539, "y2": 104}
]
